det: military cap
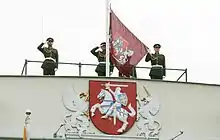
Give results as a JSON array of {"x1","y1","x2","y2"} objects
[
  {"x1": 153, "y1": 44, "x2": 161, "y2": 48},
  {"x1": 46, "y1": 37, "x2": 54, "y2": 42},
  {"x1": 100, "y1": 42, "x2": 106, "y2": 46}
]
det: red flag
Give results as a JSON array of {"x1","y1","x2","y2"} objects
[{"x1": 110, "y1": 10, "x2": 148, "y2": 77}]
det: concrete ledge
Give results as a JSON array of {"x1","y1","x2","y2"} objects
[
  {"x1": 65, "y1": 132, "x2": 159, "y2": 140},
  {"x1": 0, "y1": 74, "x2": 219, "y2": 87}
]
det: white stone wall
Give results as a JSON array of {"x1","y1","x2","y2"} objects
[{"x1": 0, "y1": 76, "x2": 219, "y2": 140}]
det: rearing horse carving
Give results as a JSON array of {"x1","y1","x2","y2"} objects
[{"x1": 90, "y1": 89, "x2": 136, "y2": 133}]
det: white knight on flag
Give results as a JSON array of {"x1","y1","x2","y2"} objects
[{"x1": 109, "y1": 8, "x2": 148, "y2": 77}]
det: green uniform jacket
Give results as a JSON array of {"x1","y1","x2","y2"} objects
[
  {"x1": 38, "y1": 43, "x2": 59, "y2": 69},
  {"x1": 91, "y1": 47, "x2": 114, "y2": 74},
  {"x1": 145, "y1": 53, "x2": 166, "y2": 77}
]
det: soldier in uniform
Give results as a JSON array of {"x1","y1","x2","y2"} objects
[
  {"x1": 37, "y1": 37, "x2": 59, "y2": 76},
  {"x1": 91, "y1": 42, "x2": 114, "y2": 76},
  {"x1": 145, "y1": 44, "x2": 166, "y2": 79}
]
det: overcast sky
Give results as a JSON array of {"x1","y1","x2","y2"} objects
[{"x1": 0, "y1": 0, "x2": 219, "y2": 84}]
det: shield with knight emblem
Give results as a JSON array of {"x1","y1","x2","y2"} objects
[{"x1": 89, "y1": 80, "x2": 137, "y2": 135}]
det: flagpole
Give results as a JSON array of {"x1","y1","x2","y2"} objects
[{"x1": 105, "y1": 0, "x2": 111, "y2": 77}]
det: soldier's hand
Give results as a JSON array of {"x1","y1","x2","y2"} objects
[
  {"x1": 98, "y1": 46, "x2": 103, "y2": 51},
  {"x1": 147, "y1": 48, "x2": 152, "y2": 54},
  {"x1": 54, "y1": 68, "x2": 58, "y2": 71}
]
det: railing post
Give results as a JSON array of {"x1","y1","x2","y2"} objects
[
  {"x1": 185, "y1": 68, "x2": 188, "y2": 82},
  {"x1": 79, "y1": 62, "x2": 82, "y2": 76},
  {"x1": 132, "y1": 66, "x2": 136, "y2": 78},
  {"x1": 25, "y1": 59, "x2": 28, "y2": 76}
]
